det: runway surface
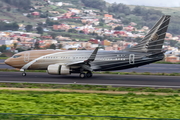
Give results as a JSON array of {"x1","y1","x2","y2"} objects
[
  {"x1": 0, "y1": 72, "x2": 180, "y2": 88},
  {"x1": 1, "y1": 59, "x2": 180, "y2": 73}
]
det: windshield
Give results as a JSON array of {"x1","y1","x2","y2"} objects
[{"x1": 12, "y1": 55, "x2": 21, "y2": 58}]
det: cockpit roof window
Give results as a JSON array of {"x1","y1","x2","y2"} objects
[{"x1": 12, "y1": 55, "x2": 21, "y2": 58}]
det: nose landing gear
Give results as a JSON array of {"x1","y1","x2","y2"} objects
[
  {"x1": 20, "y1": 69, "x2": 26, "y2": 76},
  {"x1": 22, "y1": 72, "x2": 26, "y2": 76}
]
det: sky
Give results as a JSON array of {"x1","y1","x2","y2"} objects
[{"x1": 105, "y1": 0, "x2": 180, "y2": 7}]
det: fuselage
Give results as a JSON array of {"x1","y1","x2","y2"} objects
[{"x1": 5, "y1": 49, "x2": 164, "y2": 72}]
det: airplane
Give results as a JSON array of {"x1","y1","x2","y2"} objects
[{"x1": 5, "y1": 15, "x2": 171, "y2": 78}]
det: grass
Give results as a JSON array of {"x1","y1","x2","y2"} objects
[
  {"x1": 0, "y1": 57, "x2": 8, "y2": 60},
  {"x1": 155, "y1": 61, "x2": 180, "y2": 64},
  {"x1": 0, "y1": 83, "x2": 180, "y2": 94},
  {"x1": 0, "y1": 90, "x2": 180, "y2": 119}
]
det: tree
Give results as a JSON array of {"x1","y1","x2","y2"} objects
[
  {"x1": 49, "y1": 44, "x2": 56, "y2": 49},
  {"x1": 25, "y1": 25, "x2": 33, "y2": 32},
  {"x1": 16, "y1": 48, "x2": 25, "y2": 52},
  {"x1": 99, "y1": 22, "x2": 104, "y2": 26},
  {"x1": 34, "y1": 40, "x2": 40, "y2": 49},
  {"x1": 58, "y1": 44, "x2": 63, "y2": 49},
  {"x1": 114, "y1": 26, "x2": 123, "y2": 30},
  {"x1": 0, "y1": 45, "x2": 7, "y2": 52},
  {"x1": 68, "y1": 29, "x2": 78, "y2": 33},
  {"x1": 12, "y1": 22, "x2": 19, "y2": 31},
  {"x1": 6, "y1": 7, "x2": 11, "y2": 12},
  {"x1": 17, "y1": 38, "x2": 21, "y2": 42},
  {"x1": 13, "y1": 43, "x2": 17, "y2": 50},
  {"x1": 36, "y1": 26, "x2": 43, "y2": 34}
]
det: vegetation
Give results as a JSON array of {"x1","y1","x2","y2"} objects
[
  {"x1": 1, "y1": 83, "x2": 180, "y2": 94},
  {"x1": 0, "y1": 90, "x2": 179, "y2": 119},
  {"x1": 2, "y1": 0, "x2": 31, "y2": 10},
  {"x1": 0, "y1": 45, "x2": 7, "y2": 52},
  {"x1": 0, "y1": 22, "x2": 19, "y2": 31},
  {"x1": 0, "y1": 54, "x2": 7, "y2": 57}
]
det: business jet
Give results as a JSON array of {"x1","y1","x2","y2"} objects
[{"x1": 5, "y1": 15, "x2": 171, "y2": 78}]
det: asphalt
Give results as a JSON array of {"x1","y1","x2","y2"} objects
[{"x1": 0, "y1": 72, "x2": 180, "y2": 88}]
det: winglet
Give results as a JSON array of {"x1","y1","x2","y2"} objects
[{"x1": 86, "y1": 47, "x2": 99, "y2": 62}]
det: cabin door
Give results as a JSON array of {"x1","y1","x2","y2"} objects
[
  {"x1": 24, "y1": 52, "x2": 30, "y2": 63},
  {"x1": 129, "y1": 54, "x2": 135, "y2": 64}
]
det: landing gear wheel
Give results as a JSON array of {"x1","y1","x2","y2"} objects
[
  {"x1": 86, "y1": 72, "x2": 92, "y2": 78},
  {"x1": 22, "y1": 73, "x2": 26, "y2": 76},
  {"x1": 79, "y1": 73, "x2": 85, "y2": 78}
]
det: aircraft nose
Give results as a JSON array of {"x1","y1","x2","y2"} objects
[{"x1": 4, "y1": 58, "x2": 11, "y2": 66}]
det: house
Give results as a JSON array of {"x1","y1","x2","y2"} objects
[
  {"x1": 165, "y1": 55, "x2": 180, "y2": 62},
  {"x1": 41, "y1": 36, "x2": 52, "y2": 39},
  {"x1": 104, "y1": 14, "x2": 113, "y2": 19},
  {"x1": 102, "y1": 40, "x2": 111, "y2": 46},
  {"x1": 49, "y1": 11, "x2": 60, "y2": 14},
  {"x1": 31, "y1": 12, "x2": 40, "y2": 16},
  {"x1": 56, "y1": 36, "x2": 71, "y2": 41},
  {"x1": 88, "y1": 39, "x2": 100, "y2": 44},
  {"x1": 53, "y1": 24, "x2": 70, "y2": 31},
  {"x1": 68, "y1": 8, "x2": 81, "y2": 14},
  {"x1": 55, "y1": 2, "x2": 63, "y2": 6}
]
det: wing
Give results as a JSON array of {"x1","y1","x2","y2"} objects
[{"x1": 66, "y1": 47, "x2": 99, "y2": 67}]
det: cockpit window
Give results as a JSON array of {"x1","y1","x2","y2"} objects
[{"x1": 12, "y1": 55, "x2": 21, "y2": 58}]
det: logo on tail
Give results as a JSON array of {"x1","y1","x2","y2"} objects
[{"x1": 127, "y1": 15, "x2": 171, "y2": 53}]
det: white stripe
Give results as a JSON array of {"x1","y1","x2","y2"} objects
[{"x1": 21, "y1": 51, "x2": 71, "y2": 70}]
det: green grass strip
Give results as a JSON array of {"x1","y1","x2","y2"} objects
[
  {"x1": 0, "y1": 83, "x2": 180, "y2": 94},
  {"x1": 0, "y1": 113, "x2": 179, "y2": 120},
  {"x1": 0, "y1": 90, "x2": 180, "y2": 119},
  {"x1": 0, "y1": 57, "x2": 8, "y2": 60}
]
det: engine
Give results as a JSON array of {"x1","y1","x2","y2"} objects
[{"x1": 47, "y1": 64, "x2": 70, "y2": 75}]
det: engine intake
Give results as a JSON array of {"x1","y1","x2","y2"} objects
[{"x1": 47, "y1": 64, "x2": 70, "y2": 75}]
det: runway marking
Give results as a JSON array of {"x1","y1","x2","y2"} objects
[{"x1": 0, "y1": 81, "x2": 180, "y2": 88}]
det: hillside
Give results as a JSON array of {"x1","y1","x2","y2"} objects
[
  {"x1": 0, "y1": 0, "x2": 38, "y2": 25},
  {"x1": 0, "y1": 0, "x2": 180, "y2": 35}
]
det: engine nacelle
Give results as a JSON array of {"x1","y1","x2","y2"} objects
[{"x1": 47, "y1": 64, "x2": 70, "y2": 75}]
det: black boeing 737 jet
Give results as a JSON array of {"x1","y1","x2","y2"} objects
[{"x1": 5, "y1": 15, "x2": 171, "y2": 78}]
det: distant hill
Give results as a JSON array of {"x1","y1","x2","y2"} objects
[
  {"x1": 0, "y1": 0, "x2": 180, "y2": 35},
  {"x1": 128, "y1": 5, "x2": 180, "y2": 17}
]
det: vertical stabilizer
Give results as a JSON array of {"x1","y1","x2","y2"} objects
[{"x1": 127, "y1": 15, "x2": 171, "y2": 53}]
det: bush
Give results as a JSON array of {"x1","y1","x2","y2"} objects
[{"x1": 0, "y1": 54, "x2": 7, "y2": 57}]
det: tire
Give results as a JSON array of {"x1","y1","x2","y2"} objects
[
  {"x1": 79, "y1": 73, "x2": 85, "y2": 78},
  {"x1": 86, "y1": 72, "x2": 92, "y2": 78},
  {"x1": 22, "y1": 73, "x2": 26, "y2": 76}
]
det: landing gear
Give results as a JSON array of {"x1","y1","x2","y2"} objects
[
  {"x1": 22, "y1": 72, "x2": 26, "y2": 76},
  {"x1": 21, "y1": 69, "x2": 26, "y2": 76},
  {"x1": 79, "y1": 72, "x2": 93, "y2": 78},
  {"x1": 79, "y1": 73, "x2": 86, "y2": 78},
  {"x1": 86, "y1": 71, "x2": 92, "y2": 78}
]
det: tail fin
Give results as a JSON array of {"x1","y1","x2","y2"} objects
[{"x1": 127, "y1": 15, "x2": 171, "y2": 53}]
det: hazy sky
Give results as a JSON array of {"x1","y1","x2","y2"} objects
[{"x1": 105, "y1": 0, "x2": 180, "y2": 7}]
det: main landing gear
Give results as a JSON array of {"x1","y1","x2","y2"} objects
[{"x1": 79, "y1": 71, "x2": 92, "y2": 78}]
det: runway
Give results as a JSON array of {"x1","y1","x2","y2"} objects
[{"x1": 0, "y1": 71, "x2": 180, "y2": 88}]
